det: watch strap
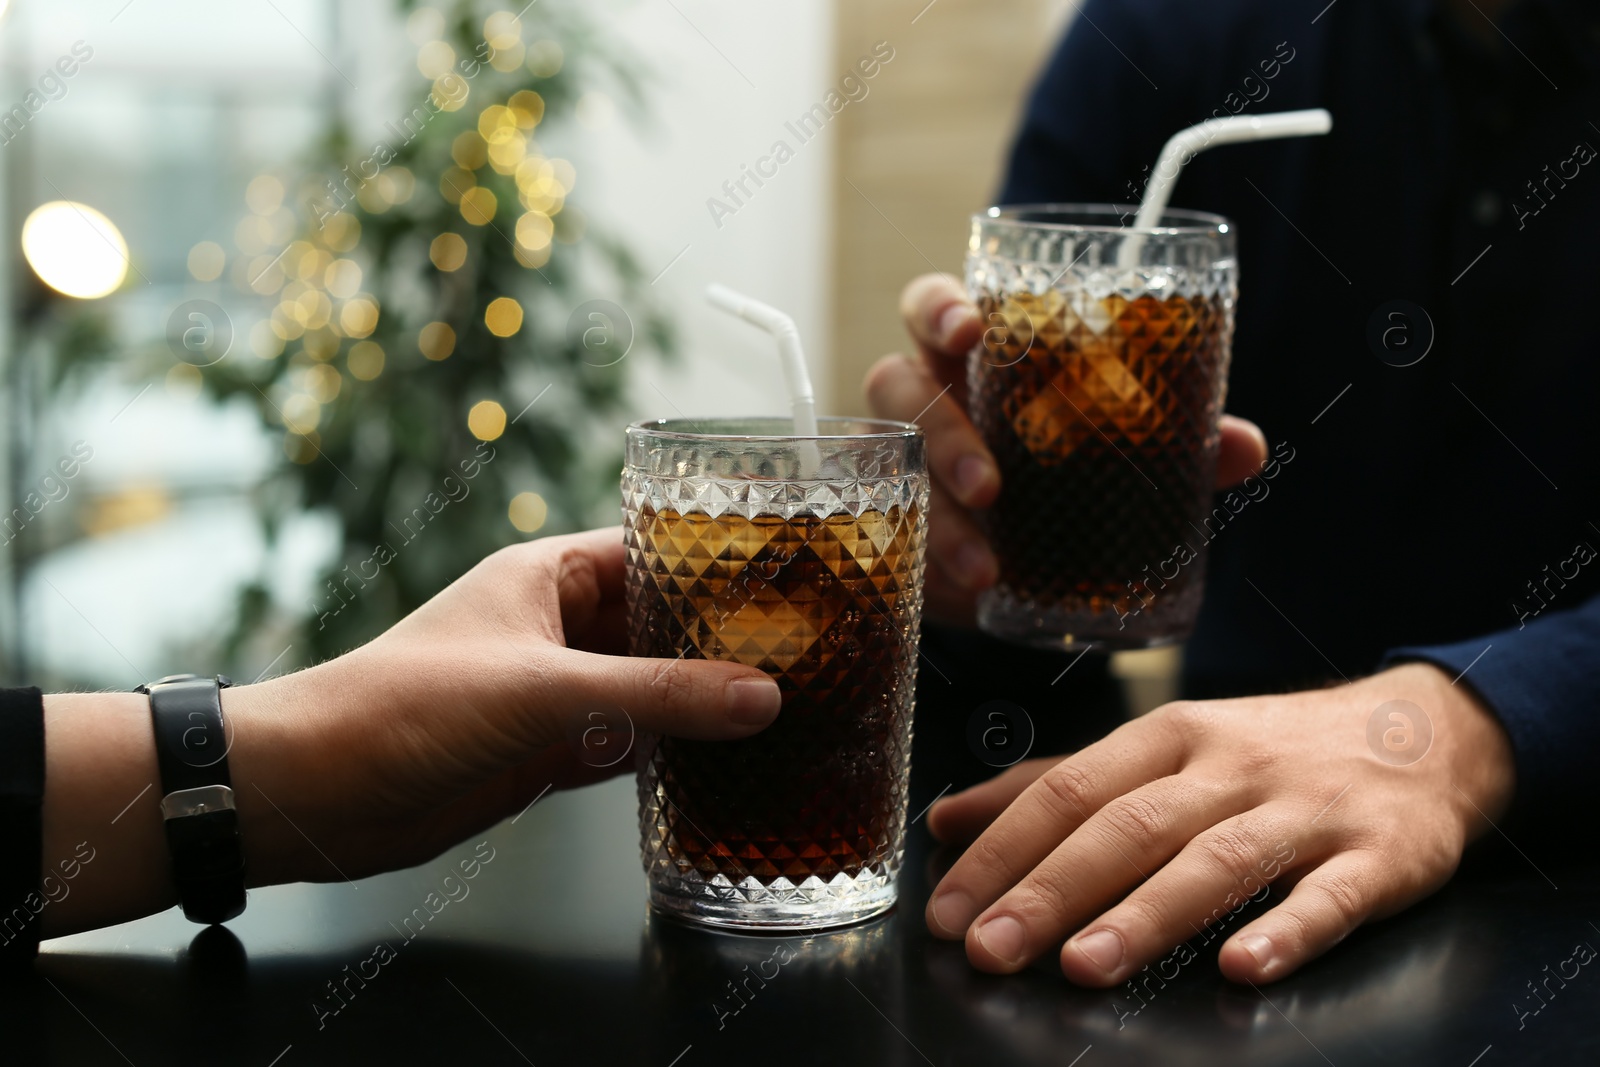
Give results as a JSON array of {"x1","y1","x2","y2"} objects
[
  {"x1": 161, "y1": 802, "x2": 246, "y2": 925},
  {"x1": 140, "y1": 675, "x2": 246, "y2": 925},
  {"x1": 141, "y1": 676, "x2": 234, "y2": 793}
]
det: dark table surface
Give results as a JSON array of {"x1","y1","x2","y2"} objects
[
  {"x1": 5, "y1": 627, "x2": 1595, "y2": 1065},
  {"x1": 8, "y1": 764, "x2": 1598, "y2": 1067}
]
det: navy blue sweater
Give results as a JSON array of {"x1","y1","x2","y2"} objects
[{"x1": 998, "y1": 0, "x2": 1600, "y2": 823}]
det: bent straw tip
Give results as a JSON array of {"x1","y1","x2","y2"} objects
[
  {"x1": 705, "y1": 283, "x2": 742, "y2": 313},
  {"x1": 1254, "y1": 107, "x2": 1332, "y2": 135}
]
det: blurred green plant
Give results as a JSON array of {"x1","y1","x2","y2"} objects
[{"x1": 183, "y1": 0, "x2": 673, "y2": 664}]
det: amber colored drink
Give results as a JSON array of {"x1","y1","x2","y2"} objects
[
  {"x1": 970, "y1": 289, "x2": 1231, "y2": 645},
  {"x1": 629, "y1": 506, "x2": 919, "y2": 879},
  {"x1": 622, "y1": 417, "x2": 927, "y2": 931},
  {"x1": 965, "y1": 205, "x2": 1237, "y2": 648}
]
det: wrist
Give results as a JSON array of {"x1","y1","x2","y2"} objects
[
  {"x1": 1371, "y1": 662, "x2": 1516, "y2": 832},
  {"x1": 220, "y1": 676, "x2": 321, "y2": 889}
]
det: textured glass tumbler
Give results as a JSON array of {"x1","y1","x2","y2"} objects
[
  {"x1": 967, "y1": 205, "x2": 1238, "y2": 649},
  {"x1": 623, "y1": 418, "x2": 927, "y2": 930}
]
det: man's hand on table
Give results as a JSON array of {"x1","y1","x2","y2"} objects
[
  {"x1": 863, "y1": 274, "x2": 1518, "y2": 985},
  {"x1": 863, "y1": 272, "x2": 1268, "y2": 626},
  {"x1": 923, "y1": 663, "x2": 1515, "y2": 984}
]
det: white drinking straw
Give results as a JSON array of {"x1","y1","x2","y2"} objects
[
  {"x1": 1118, "y1": 108, "x2": 1332, "y2": 266},
  {"x1": 706, "y1": 283, "x2": 823, "y2": 477}
]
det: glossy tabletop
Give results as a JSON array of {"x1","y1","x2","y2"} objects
[{"x1": 9, "y1": 762, "x2": 1597, "y2": 1067}]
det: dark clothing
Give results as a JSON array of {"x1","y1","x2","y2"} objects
[
  {"x1": 991, "y1": 0, "x2": 1600, "y2": 823},
  {"x1": 0, "y1": 688, "x2": 44, "y2": 967}
]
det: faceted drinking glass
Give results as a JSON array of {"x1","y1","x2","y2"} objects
[
  {"x1": 966, "y1": 204, "x2": 1238, "y2": 649},
  {"x1": 624, "y1": 417, "x2": 928, "y2": 930}
]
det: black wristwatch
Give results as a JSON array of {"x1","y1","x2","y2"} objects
[{"x1": 136, "y1": 674, "x2": 247, "y2": 925}]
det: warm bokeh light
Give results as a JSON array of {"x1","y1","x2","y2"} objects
[
  {"x1": 323, "y1": 213, "x2": 361, "y2": 252},
  {"x1": 419, "y1": 321, "x2": 456, "y2": 361},
  {"x1": 516, "y1": 157, "x2": 568, "y2": 215},
  {"x1": 302, "y1": 363, "x2": 342, "y2": 403},
  {"x1": 432, "y1": 75, "x2": 469, "y2": 112},
  {"x1": 515, "y1": 243, "x2": 552, "y2": 269},
  {"x1": 486, "y1": 130, "x2": 526, "y2": 173},
  {"x1": 380, "y1": 167, "x2": 415, "y2": 205},
  {"x1": 356, "y1": 181, "x2": 390, "y2": 215},
  {"x1": 551, "y1": 159, "x2": 577, "y2": 192},
  {"x1": 293, "y1": 244, "x2": 330, "y2": 282},
  {"x1": 340, "y1": 297, "x2": 379, "y2": 338},
  {"x1": 294, "y1": 290, "x2": 333, "y2": 329},
  {"x1": 22, "y1": 201, "x2": 130, "y2": 299},
  {"x1": 508, "y1": 491, "x2": 548, "y2": 533},
  {"x1": 459, "y1": 186, "x2": 498, "y2": 226},
  {"x1": 484, "y1": 296, "x2": 523, "y2": 337},
  {"x1": 348, "y1": 341, "x2": 385, "y2": 380},
  {"x1": 515, "y1": 212, "x2": 553, "y2": 252},
  {"x1": 245, "y1": 253, "x2": 285, "y2": 294},
  {"x1": 417, "y1": 39, "x2": 455, "y2": 79},
  {"x1": 81, "y1": 484, "x2": 172, "y2": 538},
  {"x1": 281, "y1": 393, "x2": 322, "y2": 435},
  {"x1": 270, "y1": 305, "x2": 303, "y2": 340},
  {"x1": 508, "y1": 90, "x2": 545, "y2": 128},
  {"x1": 187, "y1": 241, "x2": 226, "y2": 281},
  {"x1": 429, "y1": 233, "x2": 468, "y2": 271},
  {"x1": 478, "y1": 105, "x2": 515, "y2": 138},
  {"x1": 484, "y1": 11, "x2": 521, "y2": 48},
  {"x1": 325, "y1": 258, "x2": 362, "y2": 298},
  {"x1": 468, "y1": 399, "x2": 507, "y2": 441},
  {"x1": 439, "y1": 167, "x2": 475, "y2": 204},
  {"x1": 489, "y1": 41, "x2": 526, "y2": 72},
  {"x1": 246, "y1": 175, "x2": 285, "y2": 215},
  {"x1": 452, "y1": 131, "x2": 488, "y2": 170}
]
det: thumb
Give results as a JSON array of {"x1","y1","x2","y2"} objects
[{"x1": 547, "y1": 647, "x2": 782, "y2": 741}]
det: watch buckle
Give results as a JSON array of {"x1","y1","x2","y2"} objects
[{"x1": 160, "y1": 784, "x2": 237, "y2": 820}]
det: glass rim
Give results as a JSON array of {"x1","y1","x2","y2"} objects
[
  {"x1": 975, "y1": 202, "x2": 1232, "y2": 237},
  {"x1": 626, "y1": 416, "x2": 921, "y2": 443}
]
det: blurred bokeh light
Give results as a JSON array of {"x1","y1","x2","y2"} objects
[{"x1": 21, "y1": 200, "x2": 129, "y2": 299}]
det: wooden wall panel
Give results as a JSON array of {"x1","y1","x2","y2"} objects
[{"x1": 829, "y1": 0, "x2": 1075, "y2": 414}]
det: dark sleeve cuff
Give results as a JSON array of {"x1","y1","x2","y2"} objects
[
  {"x1": 1382, "y1": 594, "x2": 1600, "y2": 834},
  {"x1": 0, "y1": 687, "x2": 44, "y2": 970}
]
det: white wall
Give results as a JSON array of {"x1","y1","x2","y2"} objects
[{"x1": 576, "y1": 0, "x2": 836, "y2": 424}]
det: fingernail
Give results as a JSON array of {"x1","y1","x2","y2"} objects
[
  {"x1": 1072, "y1": 928, "x2": 1125, "y2": 976},
  {"x1": 952, "y1": 541, "x2": 998, "y2": 589},
  {"x1": 927, "y1": 890, "x2": 972, "y2": 937},
  {"x1": 1236, "y1": 933, "x2": 1277, "y2": 974},
  {"x1": 953, "y1": 454, "x2": 996, "y2": 502},
  {"x1": 725, "y1": 678, "x2": 781, "y2": 726},
  {"x1": 974, "y1": 914, "x2": 1027, "y2": 966},
  {"x1": 938, "y1": 303, "x2": 975, "y2": 346}
]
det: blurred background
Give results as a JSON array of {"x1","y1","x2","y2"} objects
[{"x1": 0, "y1": 0, "x2": 1146, "y2": 697}]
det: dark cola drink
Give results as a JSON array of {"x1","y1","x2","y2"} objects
[
  {"x1": 622, "y1": 418, "x2": 927, "y2": 930},
  {"x1": 965, "y1": 206, "x2": 1237, "y2": 648}
]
